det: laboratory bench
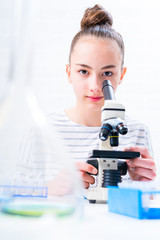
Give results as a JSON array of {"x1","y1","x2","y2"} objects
[{"x1": 0, "y1": 199, "x2": 160, "y2": 240}]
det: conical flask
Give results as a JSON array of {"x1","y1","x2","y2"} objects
[{"x1": 0, "y1": 0, "x2": 81, "y2": 214}]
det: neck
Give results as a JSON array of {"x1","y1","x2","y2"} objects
[{"x1": 65, "y1": 106, "x2": 101, "y2": 127}]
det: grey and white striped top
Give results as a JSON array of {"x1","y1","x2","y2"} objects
[
  {"x1": 47, "y1": 110, "x2": 153, "y2": 161},
  {"x1": 17, "y1": 110, "x2": 153, "y2": 182}
]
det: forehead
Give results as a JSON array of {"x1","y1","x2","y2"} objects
[{"x1": 71, "y1": 36, "x2": 122, "y2": 66}]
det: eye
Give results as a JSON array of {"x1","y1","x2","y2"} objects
[
  {"x1": 102, "y1": 71, "x2": 112, "y2": 77},
  {"x1": 79, "y1": 70, "x2": 88, "y2": 75}
]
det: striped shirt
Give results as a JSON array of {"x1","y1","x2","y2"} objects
[
  {"x1": 17, "y1": 110, "x2": 153, "y2": 182},
  {"x1": 47, "y1": 110, "x2": 153, "y2": 161}
]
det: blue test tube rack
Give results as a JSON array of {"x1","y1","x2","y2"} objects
[{"x1": 0, "y1": 185, "x2": 48, "y2": 198}]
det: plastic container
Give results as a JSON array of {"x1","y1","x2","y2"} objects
[{"x1": 108, "y1": 186, "x2": 160, "y2": 219}]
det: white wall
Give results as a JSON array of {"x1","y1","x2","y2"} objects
[{"x1": 0, "y1": 0, "x2": 160, "y2": 176}]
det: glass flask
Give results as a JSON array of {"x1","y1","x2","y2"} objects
[{"x1": 0, "y1": 0, "x2": 82, "y2": 218}]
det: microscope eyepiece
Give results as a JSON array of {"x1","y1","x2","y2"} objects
[{"x1": 102, "y1": 80, "x2": 115, "y2": 100}]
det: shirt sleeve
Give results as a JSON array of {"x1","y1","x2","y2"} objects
[{"x1": 144, "y1": 125, "x2": 154, "y2": 158}]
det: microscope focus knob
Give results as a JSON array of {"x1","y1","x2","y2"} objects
[
  {"x1": 86, "y1": 159, "x2": 98, "y2": 175},
  {"x1": 118, "y1": 160, "x2": 127, "y2": 175}
]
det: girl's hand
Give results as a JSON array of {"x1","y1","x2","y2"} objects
[
  {"x1": 124, "y1": 146, "x2": 156, "y2": 181},
  {"x1": 46, "y1": 168, "x2": 73, "y2": 196},
  {"x1": 76, "y1": 162, "x2": 97, "y2": 189}
]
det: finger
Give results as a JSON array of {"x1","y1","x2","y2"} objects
[
  {"x1": 83, "y1": 181, "x2": 90, "y2": 189},
  {"x1": 126, "y1": 158, "x2": 156, "y2": 170},
  {"x1": 127, "y1": 169, "x2": 138, "y2": 181},
  {"x1": 79, "y1": 171, "x2": 95, "y2": 184},
  {"x1": 76, "y1": 162, "x2": 97, "y2": 174},
  {"x1": 124, "y1": 146, "x2": 152, "y2": 159},
  {"x1": 138, "y1": 176, "x2": 151, "y2": 181},
  {"x1": 129, "y1": 166, "x2": 156, "y2": 180}
]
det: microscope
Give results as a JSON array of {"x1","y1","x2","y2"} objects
[{"x1": 84, "y1": 80, "x2": 140, "y2": 203}]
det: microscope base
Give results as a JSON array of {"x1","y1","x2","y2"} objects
[{"x1": 84, "y1": 187, "x2": 108, "y2": 204}]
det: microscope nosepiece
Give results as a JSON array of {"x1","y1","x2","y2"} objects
[
  {"x1": 117, "y1": 123, "x2": 128, "y2": 135},
  {"x1": 99, "y1": 128, "x2": 110, "y2": 141},
  {"x1": 110, "y1": 130, "x2": 119, "y2": 147},
  {"x1": 99, "y1": 124, "x2": 112, "y2": 141}
]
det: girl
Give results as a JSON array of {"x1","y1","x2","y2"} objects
[{"x1": 47, "y1": 4, "x2": 156, "y2": 191}]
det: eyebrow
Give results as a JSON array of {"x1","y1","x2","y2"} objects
[
  {"x1": 76, "y1": 64, "x2": 116, "y2": 70},
  {"x1": 101, "y1": 65, "x2": 116, "y2": 70},
  {"x1": 76, "y1": 64, "x2": 92, "y2": 69}
]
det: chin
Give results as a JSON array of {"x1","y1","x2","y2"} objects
[{"x1": 87, "y1": 103, "x2": 102, "y2": 112}]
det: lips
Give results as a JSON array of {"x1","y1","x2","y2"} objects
[{"x1": 87, "y1": 96, "x2": 103, "y2": 102}]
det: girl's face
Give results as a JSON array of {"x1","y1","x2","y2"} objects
[{"x1": 66, "y1": 36, "x2": 126, "y2": 112}]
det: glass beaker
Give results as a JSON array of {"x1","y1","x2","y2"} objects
[{"x1": 0, "y1": 0, "x2": 82, "y2": 217}]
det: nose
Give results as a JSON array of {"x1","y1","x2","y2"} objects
[{"x1": 89, "y1": 75, "x2": 102, "y2": 93}]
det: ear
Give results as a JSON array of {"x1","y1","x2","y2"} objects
[
  {"x1": 66, "y1": 64, "x2": 72, "y2": 84},
  {"x1": 119, "y1": 67, "x2": 127, "y2": 85}
]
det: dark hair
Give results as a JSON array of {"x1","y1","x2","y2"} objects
[{"x1": 69, "y1": 4, "x2": 124, "y2": 66}]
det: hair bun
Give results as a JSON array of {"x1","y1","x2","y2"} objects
[{"x1": 81, "y1": 4, "x2": 113, "y2": 30}]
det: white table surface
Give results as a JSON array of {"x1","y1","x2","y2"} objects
[{"x1": 0, "y1": 199, "x2": 160, "y2": 240}]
